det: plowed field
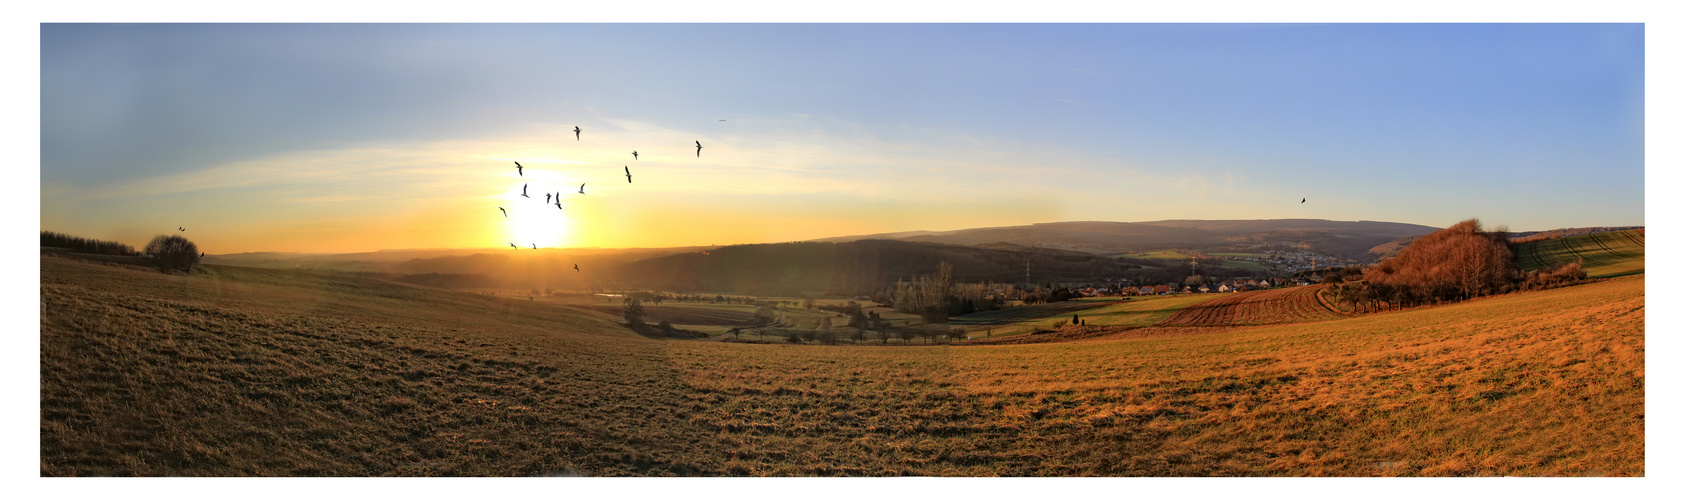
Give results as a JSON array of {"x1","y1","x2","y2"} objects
[{"x1": 1159, "y1": 286, "x2": 1344, "y2": 326}]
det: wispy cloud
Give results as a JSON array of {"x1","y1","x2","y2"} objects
[{"x1": 1054, "y1": 98, "x2": 1083, "y2": 105}]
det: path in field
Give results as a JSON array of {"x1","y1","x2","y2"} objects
[
  {"x1": 1158, "y1": 285, "x2": 1344, "y2": 326},
  {"x1": 1515, "y1": 229, "x2": 1645, "y2": 278}
]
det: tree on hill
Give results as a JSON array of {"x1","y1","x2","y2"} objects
[
  {"x1": 623, "y1": 297, "x2": 646, "y2": 326},
  {"x1": 143, "y1": 235, "x2": 199, "y2": 273}
]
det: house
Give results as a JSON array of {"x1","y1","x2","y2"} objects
[
  {"x1": 1152, "y1": 285, "x2": 1171, "y2": 295},
  {"x1": 1138, "y1": 286, "x2": 1155, "y2": 295},
  {"x1": 1198, "y1": 284, "x2": 1210, "y2": 293},
  {"x1": 1218, "y1": 284, "x2": 1233, "y2": 293}
]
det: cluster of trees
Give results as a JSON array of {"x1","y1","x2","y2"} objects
[
  {"x1": 1520, "y1": 262, "x2": 1589, "y2": 291},
  {"x1": 41, "y1": 231, "x2": 138, "y2": 256},
  {"x1": 889, "y1": 262, "x2": 1015, "y2": 323},
  {"x1": 1325, "y1": 219, "x2": 1583, "y2": 312},
  {"x1": 1020, "y1": 286, "x2": 1081, "y2": 304}
]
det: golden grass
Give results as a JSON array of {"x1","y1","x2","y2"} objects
[{"x1": 41, "y1": 255, "x2": 1643, "y2": 476}]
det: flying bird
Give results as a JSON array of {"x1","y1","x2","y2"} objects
[
  {"x1": 498, "y1": 207, "x2": 507, "y2": 217},
  {"x1": 510, "y1": 243, "x2": 517, "y2": 249},
  {"x1": 573, "y1": 126, "x2": 581, "y2": 141},
  {"x1": 695, "y1": 140, "x2": 703, "y2": 157},
  {"x1": 546, "y1": 193, "x2": 552, "y2": 204},
  {"x1": 625, "y1": 166, "x2": 632, "y2": 183},
  {"x1": 573, "y1": 264, "x2": 580, "y2": 272},
  {"x1": 631, "y1": 151, "x2": 639, "y2": 160},
  {"x1": 515, "y1": 161, "x2": 523, "y2": 176},
  {"x1": 578, "y1": 183, "x2": 586, "y2": 194},
  {"x1": 178, "y1": 227, "x2": 185, "y2": 232},
  {"x1": 532, "y1": 243, "x2": 537, "y2": 249},
  {"x1": 200, "y1": 252, "x2": 204, "y2": 258},
  {"x1": 1301, "y1": 198, "x2": 1306, "y2": 204},
  {"x1": 521, "y1": 183, "x2": 529, "y2": 198}
]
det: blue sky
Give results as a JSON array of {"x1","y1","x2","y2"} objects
[{"x1": 39, "y1": 23, "x2": 1645, "y2": 252}]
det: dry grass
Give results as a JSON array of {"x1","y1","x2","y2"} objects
[
  {"x1": 41, "y1": 255, "x2": 1643, "y2": 476},
  {"x1": 665, "y1": 276, "x2": 1644, "y2": 476}
]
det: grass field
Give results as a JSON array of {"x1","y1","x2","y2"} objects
[
  {"x1": 41, "y1": 254, "x2": 1643, "y2": 476},
  {"x1": 1515, "y1": 229, "x2": 1644, "y2": 278},
  {"x1": 1115, "y1": 250, "x2": 1200, "y2": 260},
  {"x1": 1217, "y1": 260, "x2": 1268, "y2": 272}
]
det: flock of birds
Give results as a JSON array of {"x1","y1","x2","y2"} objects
[{"x1": 497, "y1": 126, "x2": 708, "y2": 272}]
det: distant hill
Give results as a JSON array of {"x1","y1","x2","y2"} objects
[
  {"x1": 814, "y1": 219, "x2": 1440, "y2": 261},
  {"x1": 612, "y1": 239, "x2": 1148, "y2": 296}
]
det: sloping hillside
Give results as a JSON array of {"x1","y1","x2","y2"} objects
[
  {"x1": 41, "y1": 255, "x2": 719, "y2": 476},
  {"x1": 42, "y1": 255, "x2": 1642, "y2": 476},
  {"x1": 1515, "y1": 229, "x2": 1645, "y2": 278}
]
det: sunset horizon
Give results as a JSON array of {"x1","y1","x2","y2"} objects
[{"x1": 41, "y1": 24, "x2": 1643, "y2": 254}]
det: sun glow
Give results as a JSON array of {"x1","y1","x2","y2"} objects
[{"x1": 498, "y1": 165, "x2": 579, "y2": 249}]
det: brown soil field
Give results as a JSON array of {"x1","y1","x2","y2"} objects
[
  {"x1": 41, "y1": 255, "x2": 1643, "y2": 476},
  {"x1": 1159, "y1": 286, "x2": 1345, "y2": 326}
]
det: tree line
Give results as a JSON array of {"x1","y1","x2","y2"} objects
[{"x1": 41, "y1": 231, "x2": 137, "y2": 256}]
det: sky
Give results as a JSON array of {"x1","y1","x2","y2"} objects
[{"x1": 39, "y1": 23, "x2": 1645, "y2": 254}]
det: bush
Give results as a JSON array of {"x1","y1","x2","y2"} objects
[{"x1": 143, "y1": 235, "x2": 198, "y2": 273}]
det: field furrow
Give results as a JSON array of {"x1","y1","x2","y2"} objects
[{"x1": 1158, "y1": 286, "x2": 1343, "y2": 326}]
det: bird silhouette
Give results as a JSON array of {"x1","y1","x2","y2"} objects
[
  {"x1": 510, "y1": 242, "x2": 517, "y2": 249},
  {"x1": 631, "y1": 151, "x2": 639, "y2": 160},
  {"x1": 178, "y1": 227, "x2": 185, "y2": 232},
  {"x1": 200, "y1": 252, "x2": 204, "y2": 258},
  {"x1": 515, "y1": 161, "x2": 523, "y2": 176},
  {"x1": 546, "y1": 193, "x2": 552, "y2": 204},
  {"x1": 695, "y1": 140, "x2": 703, "y2": 157},
  {"x1": 573, "y1": 264, "x2": 579, "y2": 272},
  {"x1": 532, "y1": 243, "x2": 537, "y2": 249},
  {"x1": 555, "y1": 200, "x2": 563, "y2": 210},
  {"x1": 1301, "y1": 198, "x2": 1306, "y2": 204},
  {"x1": 498, "y1": 207, "x2": 507, "y2": 217},
  {"x1": 521, "y1": 183, "x2": 530, "y2": 198},
  {"x1": 578, "y1": 183, "x2": 586, "y2": 194},
  {"x1": 573, "y1": 126, "x2": 581, "y2": 141},
  {"x1": 625, "y1": 166, "x2": 632, "y2": 183},
  {"x1": 718, "y1": 119, "x2": 726, "y2": 122}
]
